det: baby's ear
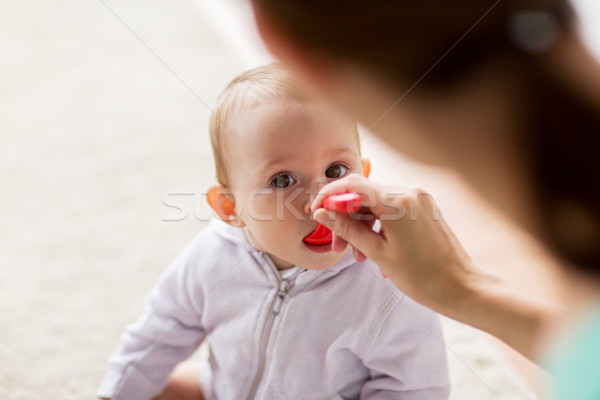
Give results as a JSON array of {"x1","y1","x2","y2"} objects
[
  {"x1": 206, "y1": 185, "x2": 245, "y2": 228},
  {"x1": 361, "y1": 159, "x2": 371, "y2": 178}
]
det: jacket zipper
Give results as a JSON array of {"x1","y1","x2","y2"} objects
[
  {"x1": 273, "y1": 280, "x2": 290, "y2": 316},
  {"x1": 246, "y1": 269, "x2": 300, "y2": 399}
]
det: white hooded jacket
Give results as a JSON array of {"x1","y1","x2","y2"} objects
[{"x1": 97, "y1": 219, "x2": 450, "y2": 400}]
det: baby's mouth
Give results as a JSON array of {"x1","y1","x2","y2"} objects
[{"x1": 303, "y1": 224, "x2": 333, "y2": 246}]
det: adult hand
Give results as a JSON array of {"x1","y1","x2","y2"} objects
[
  {"x1": 311, "y1": 174, "x2": 561, "y2": 361},
  {"x1": 311, "y1": 174, "x2": 479, "y2": 315}
]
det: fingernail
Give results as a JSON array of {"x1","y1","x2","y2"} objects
[
  {"x1": 314, "y1": 211, "x2": 330, "y2": 225},
  {"x1": 310, "y1": 202, "x2": 319, "y2": 213}
]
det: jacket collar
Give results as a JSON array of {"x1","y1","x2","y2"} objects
[{"x1": 210, "y1": 218, "x2": 255, "y2": 253}]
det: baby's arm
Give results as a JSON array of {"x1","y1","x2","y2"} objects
[
  {"x1": 97, "y1": 251, "x2": 207, "y2": 400},
  {"x1": 359, "y1": 294, "x2": 450, "y2": 399}
]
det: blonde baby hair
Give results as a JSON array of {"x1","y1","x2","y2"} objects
[{"x1": 209, "y1": 62, "x2": 359, "y2": 186}]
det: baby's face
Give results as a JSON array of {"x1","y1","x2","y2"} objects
[{"x1": 226, "y1": 100, "x2": 363, "y2": 270}]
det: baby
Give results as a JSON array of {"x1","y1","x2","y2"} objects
[{"x1": 97, "y1": 63, "x2": 450, "y2": 400}]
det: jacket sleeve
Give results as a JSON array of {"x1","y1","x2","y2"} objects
[
  {"x1": 96, "y1": 244, "x2": 207, "y2": 400},
  {"x1": 359, "y1": 294, "x2": 450, "y2": 400}
]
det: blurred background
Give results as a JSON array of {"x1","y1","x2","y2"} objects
[{"x1": 1, "y1": 1, "x2": 599, "y2": 399}]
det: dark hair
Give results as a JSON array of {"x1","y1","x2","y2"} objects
[
  {"x1": 527, "y1": 68, "x2": 600, "y2": 272},
  {"x1": 252, "y1": 0, "x2": 574, "y2": 87},
  {"x1": 253, "y1": 0, "x2": 600, "y2": 274}
]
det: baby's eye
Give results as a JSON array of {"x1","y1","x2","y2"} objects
[
  {"x1": 325, "y1": 164, "x2": 349, "y2": 179},
  {"x1": 270, "y1": 174, "x2": 297, "y2": 188}
]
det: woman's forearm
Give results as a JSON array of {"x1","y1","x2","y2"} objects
[{"x1": 454, "y1": 271, "x2": 562, "y2": 361}]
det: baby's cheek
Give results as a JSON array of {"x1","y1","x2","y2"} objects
[
  {"x1": 280, "y1": 195, "x2": 309, "y2": 221},
  {"x1": 252, "y1": 194, "x2": 304, "y2": 222},
  {"x1": 242, "y1": 195, "x2": 276, "y2": 221}
]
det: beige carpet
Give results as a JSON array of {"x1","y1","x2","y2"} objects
[{"x1": 0, "y1": 0, "x2": 543, "y2": 399}]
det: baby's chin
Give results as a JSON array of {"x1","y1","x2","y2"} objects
[{"x1": 294, "y1": 247, "x2": 349, "y2": 270}]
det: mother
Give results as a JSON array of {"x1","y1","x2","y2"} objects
[{"x1": 250, "y1": 0, "x2": 600, "y2": 397}]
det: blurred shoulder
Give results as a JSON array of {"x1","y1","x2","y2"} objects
[{"x1": 170, "y1": 219, "x2": 254, "y2": 276}]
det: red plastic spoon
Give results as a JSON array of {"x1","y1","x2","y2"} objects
[
  {"x1": 303, "y1": 224, "x2": 333, "y2": 245},
  {"x1": 303, "y1": 193, "x2": 362, "y2": 245},
  {"x1": 322, "y1": 193, "x2": 361, "y2": 214}
]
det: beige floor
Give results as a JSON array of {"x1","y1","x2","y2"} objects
[{"x1": 0, "y1": 0, "x2": 552, "y2": 399}]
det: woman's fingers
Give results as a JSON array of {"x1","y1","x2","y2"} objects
[
  {"x1": 352, "y1": 247, "x2": 368, "y2": 263},
  {"x1": 331, "y1": 210, "x2": 376, "y2": 254},
  {"x1": 311, "y1": 174, "x2": 403, "y2": 219},
  {"x1": 311, "y1": 174, "x2": 413, "y2": 261},
  {"x1": 314, "y1": 208, "x2": 384, "y2": 259},
  {"x1": 331, "y1": 232, "x2": 348, "y2": 252}
]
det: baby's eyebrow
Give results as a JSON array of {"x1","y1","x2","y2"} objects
[
  {"x1": 263, "y1": 147, "x2": 354, "y2": 167},
  {"x1": 258, "y1": 145, "x2": 358, "y2": 173},
  {"x1": 325, "y1": 147, "x2": 356, "y2": 157},
  {"x1": 256, "y1": 159, "x2": 290, "y2": 177},
  {"x1": 259, "y1": 153, "x2": 296, "y2": 169}
]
